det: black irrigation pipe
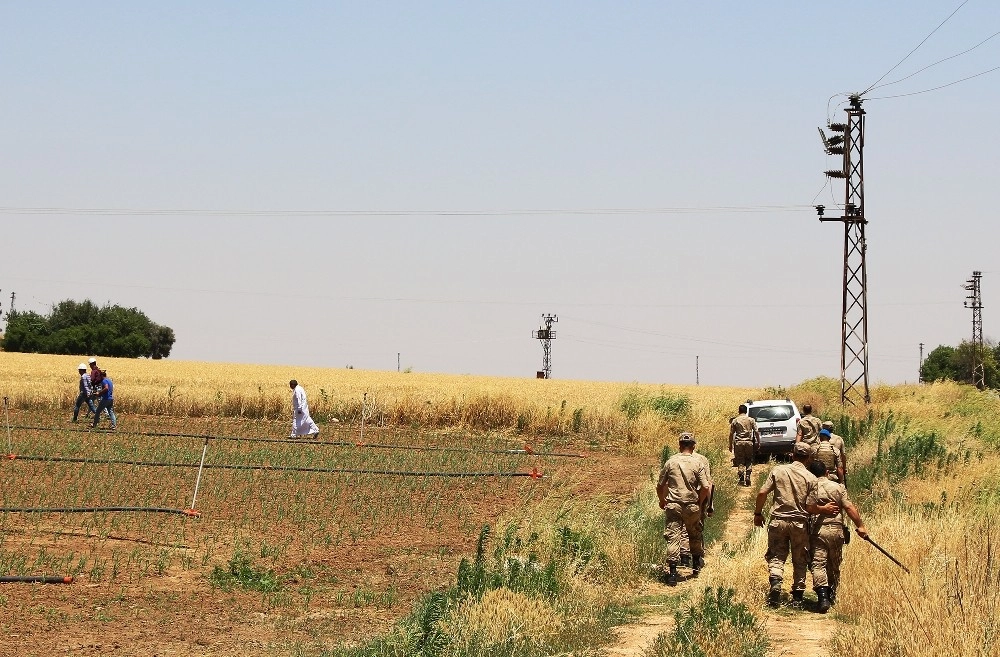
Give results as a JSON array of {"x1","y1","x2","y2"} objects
[
  {"x1": 0, "y1": 505, "x2": 198, "y2": 517},
  {"x1": 13, "y1": 425, "x2": 585, "y2": 458},
  {"x1": 0, "y1": 575, "x2": 74, "y2": 584},
  {"x1": 3, "y1": 454, "x2": 546, "y2": 479}
]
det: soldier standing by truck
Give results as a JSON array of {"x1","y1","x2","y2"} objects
[{"x1": 730, "y1": 404, "x2": 759, "y2": 487}]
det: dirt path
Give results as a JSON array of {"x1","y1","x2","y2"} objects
[
  {"x1": 607, "y1": 478, "x2": 756, "y2": 656},
  {"x1": 608, "y1": 470, "x2": 841, "y2": 657}
]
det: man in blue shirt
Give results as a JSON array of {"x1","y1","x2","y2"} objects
[
  {"x1": 91, "y1": 370, "x2": 117, "y2": 430},
  {"x1": 72, "y1": 363, "x2": 97, "y2": 422}
]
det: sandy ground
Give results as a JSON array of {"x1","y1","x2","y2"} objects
[{"x1": 0, "y1": 417, "x2": 648, "y2": 657}]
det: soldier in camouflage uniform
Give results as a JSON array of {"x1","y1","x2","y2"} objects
[
  {"x1": 796, "y1": 404, "x2": 822, "y2": 452},
  {"x1": 730, "y1": 404, "x2": 759, "y2": 487},
  {"x1": 822, "y1": 420, "x2": 847, "y2": 483},
  {"x1": 754, "y1": 442, "x2": 837, "y2": 607},
  {"x1": 813, "y1": 429, "x2": 844, "y2": 482},
  {"x1": 657, "y1": 432, "x2": 710, "y2": 586},
  {"x1": 806, "y1": 460, "x2": 868, "y2": 612},
  {"x1": 680, "y1": 444, "x2": 714, "y2": 568}
]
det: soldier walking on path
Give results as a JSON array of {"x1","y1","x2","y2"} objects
[
  {"x1": 754, "y1": 442, "x2": 837, "y2": 608},
  {"x1": 730, "y1": 404, "x2": 759, "y2": 487},
  {"x1": 680, "y1": 444, "x2": 714, "y2": 567},
  {"x1": 806, "y1": 460, "x2": 868, "y2": 613},
  {"x1": 814, "y1": 429, "x2": 844, "y2": 482},
  {"x1": 656, "y1": 432, "x2": 710, "y2": 586},
  {"x1": 796, "y1": 404, "x2": 822, "y2": 451},
  {"x1": 822, "y1": 420, "x2": 848, "y2": 483}
]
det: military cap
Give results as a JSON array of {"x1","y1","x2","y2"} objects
[{"x1": 792, "y1": 442, "x2": 813, "y2": 457}]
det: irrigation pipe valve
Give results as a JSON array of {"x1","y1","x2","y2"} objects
[
  {"x1": 529, "y1": 467, "x2": 544, "y2": 479},
  {"x1": 182, "y1": 508, "x2": 202, "y2": 518},
  {"x1": 523, "y1": 444, "x2": 535, "y2": 455}
]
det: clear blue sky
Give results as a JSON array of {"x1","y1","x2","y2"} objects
[{"x1": 2, "y1": 2, "x2": 998, "y2": 387}]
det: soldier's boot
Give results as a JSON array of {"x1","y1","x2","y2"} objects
[
  {"x1": 692, "y1": 555, "x2": 704, "y2": 577},
  {"x1": 816, "y1": 586, "x2": 831, "y2": 613},
  {"x1": 767, "y1": 576, "x2": 782, "y2": 607},
  {"x1": 680, "y1": 553, "x2": 692, "y2": 568},
  {"x1": 745, "y1": 469, "x2": 752, "y2": 486},
  {"x1": 666, "y1": 563, "x2": 678, "y2": 587},
  {"x1": 790, "y1": 589, "x2": 804, "y2": 610}
]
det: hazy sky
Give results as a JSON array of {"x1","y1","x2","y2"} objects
[{"x1": 2, "y1": 2, "x2": 998, "y2": 387}]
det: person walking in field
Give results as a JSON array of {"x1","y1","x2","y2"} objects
[
  {"x1": 813, "y1": 428, "x2": 844, "y2": 483},
  {"x1": 822, "y1": 420, "x2": 848, "y2": 483},
  {"x1": 289, "y1": 380, "x2": 320, "y2": 439},
  {"x1": 806, "y1": 460, "x2": 868, "y2": 613},
  {"x1": 796, "y1": 403, "x2": 822, "y2": 451},
  {"x1": 680, "y1": 443, "x2": 714, "y2": 568},
  {"x1": 754, "y1": 442, "x2": 835, "y2": 608},
  {"x1": 656, "y1": 432, "x2": 710, "y2": 586},
  {"x1": 91, "y1": 370, "x2": 117, "y2": 430},
  {"x1": 72, "y1": 363, "x2": 97, "y2": 422},
  {"x1": 88, "y1": 358, "x2": 100, "y2": 385},
  {"x1": 730, "y1": 404, "x2": 759, "y2": 487}
]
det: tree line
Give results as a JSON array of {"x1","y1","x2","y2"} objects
[
  {"x1": 2, "y1": 300, "x2": 175, "y2": 359},
  {"x1": 920, "y1": 340, "x2": 1000, "y2": 389}
]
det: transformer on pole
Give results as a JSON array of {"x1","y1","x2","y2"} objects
[
  {"x1": 532, "y1": 314, "x2": 558, "y2": 379},
  {"x1": 964, "y1": 271, "x2": 985, "y2": 390},
  {"x1": 817, "y1": 93, "x2": 870, "y2": 406}
]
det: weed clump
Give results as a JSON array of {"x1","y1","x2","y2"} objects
[{"x1": 645, "y1": 587, "x2": 767, "y2": 657}]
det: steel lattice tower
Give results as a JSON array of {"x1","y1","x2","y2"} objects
[
  {"x1": 964, "y1": 271, "x2": 985, "y2": 389},
  {"x1": 532, "y1": 314, "x2": 558, "y2": 379},
  {"x1": 818, "y1": 94, "x2": 870, "y2": 406}
]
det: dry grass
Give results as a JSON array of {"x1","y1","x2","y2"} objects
[
  {"x1": 698, "y1": 379, "x2": 1000, "y2": 657},
  {"x1": 0, "y1": 352, "x2": 758, "y2": 451}
]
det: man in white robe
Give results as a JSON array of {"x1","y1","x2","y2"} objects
[{"x1": 289, "y1": 379, "x2": 320, "y2": 438}]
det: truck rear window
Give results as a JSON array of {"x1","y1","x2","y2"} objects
[{"x1": 750, "y1": 405, "x2": 795, "y2": 422}]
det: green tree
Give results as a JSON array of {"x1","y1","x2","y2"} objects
[
  {"x1": 920, "y1": 345, "x2": 958, "y2": 383},
  {"x1": 1, "y1": 300, "x2": 175, "y2": 358},
  {"x1": 920, "y1": 341, "x2": 1000, "y2": 389}
]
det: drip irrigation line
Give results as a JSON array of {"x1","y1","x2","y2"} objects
[
  {"x1": 0, "y1": 576, "x2": 74, "y2": 584},
  {"x1": 13, "y1": 425, "x2": 585, "y2": 458},
  {"x1": 3, "y1": 454, "x2": 545, "y2": 478},
  {"x1": 0, "y1": 506, "x2": 198, "y2": 516}
]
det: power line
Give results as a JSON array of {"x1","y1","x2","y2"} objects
[
  {"x1": 861, "y1": 0, "x2": 970, "y2": 95},
  {"x1": 869, "y1": 29, "x2": 1000, "y2": 92},
  {"x1": 0, "y1": 205, "x2": 813, "y2": 218},
  {"x1": 865, "y1": 65, "x2": 1000, "y2": 100}
]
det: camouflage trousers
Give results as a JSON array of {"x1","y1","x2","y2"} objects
[
  {"x1": 664, "y1": 502, "x2": 703, "y2": 565},
  {"x1": 765, "y1": 518, "x2": 810, "y2": 591},
  {"x1": 810, "y1": 525, "x2": 844, "y2": 589},
  {"x1": 733, "y1": 441, "x2": 754, "y2": 468}
]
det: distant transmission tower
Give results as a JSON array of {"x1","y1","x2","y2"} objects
[
  {"x1": 532, "y1": 314, "x2": 558, "y2": 379},
  {"x1": 817, "y1": 93, "x2": 870, "y2": 406},
  {"x1": 964, "y1": 270, "x2": 985, "y2": 389}
]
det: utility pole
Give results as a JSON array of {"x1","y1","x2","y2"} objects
[
  {"x1": 918, "y1": 342, "x2": 924, "y2": 383},
  {"x1": 397, "y1": 352, "x2": 400, "y2": 373},
  {"x1": 532, "y1": 314, "x2": 558, "y2": 379},
  {"x1": 964, "y1": 271, "x2": 985, "y2": 389},
  {"x1": 696, "y1": 356, "x2": 700, "y2": 385},
  {"x1": 817, "y1": 93, "x2": 870, "y2": 406},
  {"x1": 8, "y1": 292, "x2": 14, "y2": 315}
]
